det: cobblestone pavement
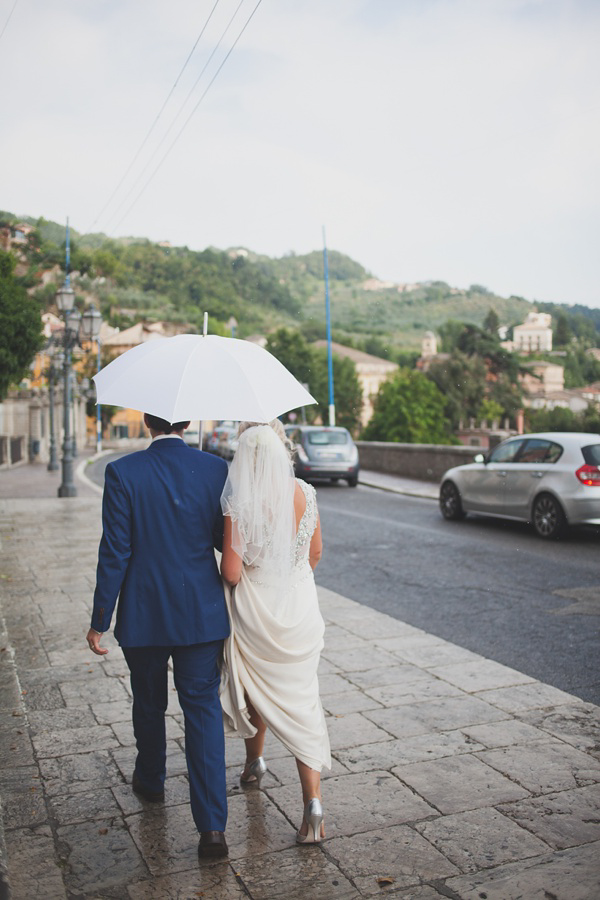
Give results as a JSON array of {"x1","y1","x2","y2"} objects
[{"x1": 0, "y1": 463, "x2": 599, "y2": 899}]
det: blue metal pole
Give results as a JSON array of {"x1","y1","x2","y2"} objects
[
  {"x1": 65, "y1": 217, "x2": 71, "y2": 286},
  {"x1": 323, "y1": 227, "x2": 335, "y2": 426}
]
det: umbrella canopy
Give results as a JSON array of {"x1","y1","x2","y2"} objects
[{"x1": 92, "y1": 334, "x2": 317, "y2": 423}]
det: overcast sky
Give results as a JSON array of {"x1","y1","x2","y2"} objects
[{"x1": 1, "y1": 0, "x2": 599, "y2": 309}]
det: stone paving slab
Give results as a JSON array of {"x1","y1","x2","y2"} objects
[
  {"x1": 497, "y1": 783, "x2": 600, "y2": 850},
  {"x1": 444, "y1": 841, "x2": 600, "y2": 899},
  {"x1": 414, "y1": 807, "x2": 549, "y2": 873},
  {"x1": 1, "y1": 497, "x2": 599, "y2": 899}
]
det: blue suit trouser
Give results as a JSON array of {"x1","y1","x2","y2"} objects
[{"x1": 122, "y1": 640, "x2": 227, "y2": 832}]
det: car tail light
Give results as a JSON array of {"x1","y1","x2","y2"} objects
[{"x1": 576, "y1": 464, "x2": 600, "y2": 486}]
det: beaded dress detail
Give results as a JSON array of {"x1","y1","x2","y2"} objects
[{"x1": 220, "y1": 478, "x2": 331, "y2": 772}]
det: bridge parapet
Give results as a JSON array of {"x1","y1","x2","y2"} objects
[{"x1": 356, "y1": 441, "x2": 480, "y2": 483}]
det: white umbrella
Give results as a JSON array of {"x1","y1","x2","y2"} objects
[{"x1": 92, "y1": 333, "x2": 316, "y2": 423}]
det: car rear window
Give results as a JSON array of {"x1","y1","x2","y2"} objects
[
  {"x1": 308, "y1": 431, "x2": 348, "y2": 445},
  {"x1": 582, "y1": 444, "x2": 600, "y2": 466}
]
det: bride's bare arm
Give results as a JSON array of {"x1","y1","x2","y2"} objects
[
  {"x1": 221, "y1": 516, "x2": 243, "y2": 585},
  {"x1": 309, "y1": 515, "x2": 323, "y2": 570}
]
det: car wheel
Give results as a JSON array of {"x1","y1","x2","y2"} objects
[
  {"x1": 346, "y1": 475, "x2": 358, "y2": 487},
  {"x1": 440, "y1": 481, "x2": 465, "y2": 520},
  {"x1": 532, "y1": 493, "x2": 566, "y2": 539}
]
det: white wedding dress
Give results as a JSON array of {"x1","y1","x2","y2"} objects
[{"x1": 220, "y1": 478, "x2": 331, "y2": 772}]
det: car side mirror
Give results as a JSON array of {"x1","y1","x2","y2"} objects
[{"x1": 473, "y1": 453, "x2": 485, "y2": 464}]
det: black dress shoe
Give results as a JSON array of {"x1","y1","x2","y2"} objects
[
  {"x1": 198, "y1": 831, "x2": 228, "y2": 858},
  {"x1": 132, "y1": 771, "x2": 164, "y2": 803}
]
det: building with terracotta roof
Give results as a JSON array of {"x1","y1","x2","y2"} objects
[{"x1": 313, "y1": 341, "x2": 398, "y2": 427}]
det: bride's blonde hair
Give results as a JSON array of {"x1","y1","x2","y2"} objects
[{"x1": 237, "y1": 419, "x2": 294, "y2": 460}]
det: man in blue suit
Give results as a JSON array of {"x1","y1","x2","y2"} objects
[{"x1": 87, "y1": 413, "x2": 230, "y2": 858}]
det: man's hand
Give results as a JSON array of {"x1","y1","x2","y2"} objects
[{"x1": 86, "y1": 628, "x2": 108, "y2": 656}]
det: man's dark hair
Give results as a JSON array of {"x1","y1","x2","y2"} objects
[{"x1": 145, "y1": 414, "x2": 190, "y2": 434}]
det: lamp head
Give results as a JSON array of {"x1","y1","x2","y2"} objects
[
  {"x1": 66, "y1": 309, "x2": 82, "y2": 338},
  {"x1": 81, "y1": 304, "x2": 103, "y2": 339},
  {"x1": 56, "y1": 284, "x2": 75, "y2": 314}
]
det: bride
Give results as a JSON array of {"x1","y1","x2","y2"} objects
[{"x1": 219, "y1": 419, "x2": 331, "y2": 843}]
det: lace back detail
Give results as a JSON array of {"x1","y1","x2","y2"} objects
[{"x1": 294, "y1": 479, "x2": 317, "y2": 566}]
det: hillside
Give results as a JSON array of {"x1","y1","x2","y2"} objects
[{"x1": 2, "y1": 210, "x2": 599, "y2": 350}]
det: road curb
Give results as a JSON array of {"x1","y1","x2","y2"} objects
[
  {"x1": 359, "y1": 475, "x2": 438, "y2": 501},
  {"x1": 76, "y1": 451, "x2": 112, "y2": 496}
]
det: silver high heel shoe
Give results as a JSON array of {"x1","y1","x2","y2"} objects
[
  {"x1": 296, "y1": 798, "x2": 324, "y2": 844},
  {"x1": 240, "y1": 756, "x2": 267, "y2": 790}
]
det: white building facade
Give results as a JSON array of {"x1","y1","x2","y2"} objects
[{"x1": 513, "y1": 312, "x2": 553, "y2": 353}]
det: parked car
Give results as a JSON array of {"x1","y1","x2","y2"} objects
[
  {"x1": 182, "y1": 421, "x2": 201, "y2": 447},
  {"x1": 439, "y1": 432, "x2": 600, "y2": 539},
  {"x1": 206, "y1": 422, "x2": 239, "y2": 459},
  {"x1": 285, "y1": 425, "x2": 360, "y2": 486}
]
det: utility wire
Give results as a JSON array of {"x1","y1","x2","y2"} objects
[
  {"x1": 0, "y1": 0, "x2": 20, "y2": 44},
  {"x1": 110, "y1": 0, "x2": 263, "y2": 236},
  {"x1": 88, "y1": 0, "x2": 222, "y2": 232},
  {"x1": 102, "y1": 0, "x2": 247, "y2": 235}
]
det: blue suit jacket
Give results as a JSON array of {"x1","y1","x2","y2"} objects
[{"x1": 91, "y1": 439, "x2": 230, "y2": 647}]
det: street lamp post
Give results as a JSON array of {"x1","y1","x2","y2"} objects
[
  {"x1": 71, "y1": 369, "x2": 79, "y2": 458},
  {"x1": 46, "y1": 343, "x2": 63, "y2": 472},
  {"x1": 81, "y1": 304, "x2": 103, "y2": 454},
  {"x1": 56, "y1": 282, "x2": 81, "y2": 497}
]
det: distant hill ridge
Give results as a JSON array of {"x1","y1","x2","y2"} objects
[{"x1": 2, "y1": 210, "x2": 599, "y2": 348}]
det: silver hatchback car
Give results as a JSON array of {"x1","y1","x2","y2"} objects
[{"x1": 439, "y1": 432, "x2": 600, "y2": 539}]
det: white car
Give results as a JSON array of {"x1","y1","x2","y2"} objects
[{"x1": 439, "y1": 432, "x2": 600, "y2": 539}]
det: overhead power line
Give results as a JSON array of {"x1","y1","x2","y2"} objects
[
  {"x1": 109, "y1": 0, "x2": 263, "y2": 236},
  {"x1": 88, "y1": 0, "x2": 222, "y2": 232},
  {"x1": 102, "y1": 0, "x2": 247, "y2": 235},
  {"x1": 0, "y1": 0, "x2": 20, "y2": 44}
]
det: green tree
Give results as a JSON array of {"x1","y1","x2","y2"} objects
[
  {"x1": 526, "y1": 407, "x2": 578, "y2": 432},
  {"x1": 554, "y1": 313, "x2": 572, "y2": 347},
  {"x1": 93, "y1": 248, "x2": 120, "y2": 278},
  {"x1": 563, "y1": 347, "x2": 600, "y2": 388},
  {"x1": 362, "y1": 369, "x2": 453, "y2": 443},
  {"x1": 438, "y1": 319, "x2": 466, "y2": 353},
  {"x1": 266, "y1": 328, "x2": 363, "y2": 432},
  {"x1": 526, "y1": 405, "x2": 600, "y2": 434},
  {"x1": 478, "y1": 398, "x2": 504, "y2": 424},
  {"x1": 266, "y1": 327, "x2": 313, "y2": 386},
  {"x1": 468, "y1": 284, "x2": 490, "y2": 295},
  {"x1": 483, "y1": 307, "x2": 500, "y2": 335},
  {"x1": 0, "y1": 251, "x2": 44, "y2": 399},
  {"x1": 427, "y1": 352, "x2": 487, "y2": 428},
  {"x1": 430, "y1": 320, "x2": 523, "y2": 428}
]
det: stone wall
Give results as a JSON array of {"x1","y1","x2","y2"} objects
[
  {"x1": 0, "y1": 391, "x2": 88, "y2": 468},
  {"x1": 355, "y1": 440, "x2": 480, "y2": 482}
]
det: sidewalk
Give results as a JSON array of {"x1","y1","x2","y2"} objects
[
  {"x1": 0, "y1": 454, "x2": 101, "y2": 500},
  {"x1": 359, "y1": 470, "x2": 438, "y2": 500},
  {"x1": 0, "y1": 467, "x2": 598, "y2": 898}
]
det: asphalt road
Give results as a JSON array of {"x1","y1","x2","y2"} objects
[
  {"x1": 315, "y1": 482, "x2": 600, "y2": 705},
  {"x1": 87, "y1": 454, "x2": 600, "y2": 705}
]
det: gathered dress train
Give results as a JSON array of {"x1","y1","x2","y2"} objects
[{"x1": 220, "y1": 479, "x2": 331, "y2": 772}]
